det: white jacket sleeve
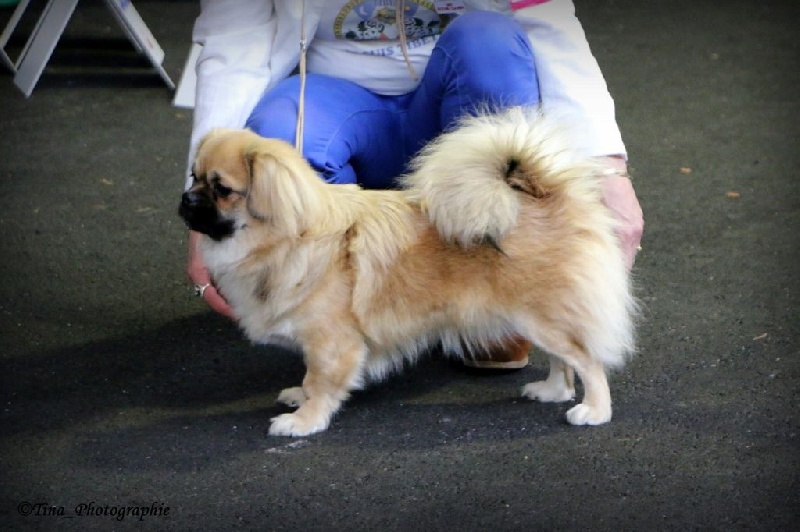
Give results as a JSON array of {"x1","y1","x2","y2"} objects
[
  {"x1": 185, "y1": 0, "x2": 277, "y2": 189},
  {"x1": 513, "y1": 0, "x2": 627, "y2": 159}
]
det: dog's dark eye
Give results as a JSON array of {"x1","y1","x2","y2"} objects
[{"x1": 214, "y1": 182, "x2": 233, "y2": 198}]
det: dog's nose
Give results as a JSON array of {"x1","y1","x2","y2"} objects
[{"x1": 181, "y1": 191, "x2": 202, "y2": 208}]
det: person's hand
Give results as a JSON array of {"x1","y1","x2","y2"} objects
[
  {"x1": 187, "y1": 231, "x2": 237, "y2": 320},
  {"x1": 598, "y1": 157, "x2": 644, "y2": 271}
]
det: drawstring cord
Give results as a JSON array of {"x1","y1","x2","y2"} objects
[
  {"x1": 396, "y1": 0, "x2": 419, "y2": 81},
  {"x1": 295, "y1": 0, "x2": 308, "y2": 154}
]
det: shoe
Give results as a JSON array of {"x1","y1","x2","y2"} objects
[{"x1": 462, "y1": 336, "x2": 531, "y2": 370}]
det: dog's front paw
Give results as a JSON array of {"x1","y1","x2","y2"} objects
[
  {"x1": 521, "y1": 380, "x2": 575, "y2": 403},
  {"x1": 277, "y1": 387, "x2": 307, "y2": 408},
  {"x1": 269, "y1": 412, "x2": 330, "y2": 437},
  {"x1": 565, "y1": 403, "x2": 611, "y2": 426}
]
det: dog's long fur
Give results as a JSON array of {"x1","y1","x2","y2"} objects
[{"x1": 180, "y1": 107, "x2": 638, "y2": 437}]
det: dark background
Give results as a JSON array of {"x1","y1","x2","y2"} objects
[{"x1": 1, "y1": 0, "x2": 797, "y2": 529}]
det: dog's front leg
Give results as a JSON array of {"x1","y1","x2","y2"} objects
[{"x1": 269, "y1": 330, "x2": 366, "y2": 437}]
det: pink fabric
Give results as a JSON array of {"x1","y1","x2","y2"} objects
[{"x1": 510, "y1": 0, "x2": 552, "y2": 10}]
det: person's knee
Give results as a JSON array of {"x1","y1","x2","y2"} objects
[
  {"x1": 436, "y1": 11, "x2": 537, "y2": 104},
  {"x1": 439, "y1": 11, "x2": 529, "y2": 58},
  {"x1": 245, "y1": 77, "x2": 301, "y2": 142}
]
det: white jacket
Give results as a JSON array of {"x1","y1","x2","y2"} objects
[{"x1": 187, "y1": 0, "x2": 626, "y2": 187}]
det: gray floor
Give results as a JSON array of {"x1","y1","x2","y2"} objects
[{"x1": 1, "y1": 0, "x2": 797, "y2": 530}]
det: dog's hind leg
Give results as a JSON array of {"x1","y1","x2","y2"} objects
[
  {"x1": 522, "y1": 333, "x2": 613, "y2": 425},
  {"x1": 276, "y1": 387, "x2": 307, "y2": 408},
  {"x1": 521, "y1": 355, "x2": 576, "y2": 403},
  {"x1": 269, "y1": 328, "x2": 367, "y2": 437},
  {"x1": 563, "y1": 357, "x2": 612, "y2": 425}
]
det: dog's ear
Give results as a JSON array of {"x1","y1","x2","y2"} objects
[{"x1": 245, "y1": 140, "x2": 325, "y2": 236}]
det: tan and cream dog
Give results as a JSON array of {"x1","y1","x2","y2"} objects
[{"x1": 179, "y1": 107, "x2": 638, "y2": 437}]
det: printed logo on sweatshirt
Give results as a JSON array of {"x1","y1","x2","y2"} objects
[{"x1": 333, "y1": 0, "x2": 443, "y2": 41}]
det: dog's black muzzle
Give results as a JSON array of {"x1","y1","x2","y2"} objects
[{"x1": 179, "y1": 190, "x2": 235, "y2": 241}]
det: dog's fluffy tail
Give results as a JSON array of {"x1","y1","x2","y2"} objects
[{"x1": 401, "y1": 106, "x2": 605, "y2": 248}]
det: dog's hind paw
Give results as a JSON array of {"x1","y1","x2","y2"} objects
[
  {"x1": 521, "y1": 380, "x2": 575, "y2": 403},
  {"x1": 277, "y1": 387, "x2": 307, "y2": 408},
  {"x1": 565, "y1": 403, "x2": 612, "y2": 426},
  {"x1": 269, "y1": 413, "x2": 329, "y2": 437}
]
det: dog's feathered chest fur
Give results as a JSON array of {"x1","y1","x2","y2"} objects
[{"x1": 200, "y1": 187, "x2": 421, "y2": 343}]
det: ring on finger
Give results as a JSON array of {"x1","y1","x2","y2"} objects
[{"x1": 194, "y1": 283, "x2": 211, "y2": 298}]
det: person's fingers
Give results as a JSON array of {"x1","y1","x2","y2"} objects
[
  {"x1": 187, "y1": 231, "x2": 236, "y2": 320},
  {"x1": 201, "y1": 285, "x2": 237, "y2": 320},
  {"x1": 618, "y1": 218, "x2": 644, "y2": 271},
  {"x1": 624, "y1": 236, "x2": 639, "y2": 271},
  {"x1": 601, "y1": 174, "x2": 643, "y2": 271}
]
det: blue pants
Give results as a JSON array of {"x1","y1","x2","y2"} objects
[{"x1": 245, "y1": 11, "x2": 539, "y2": 189}]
